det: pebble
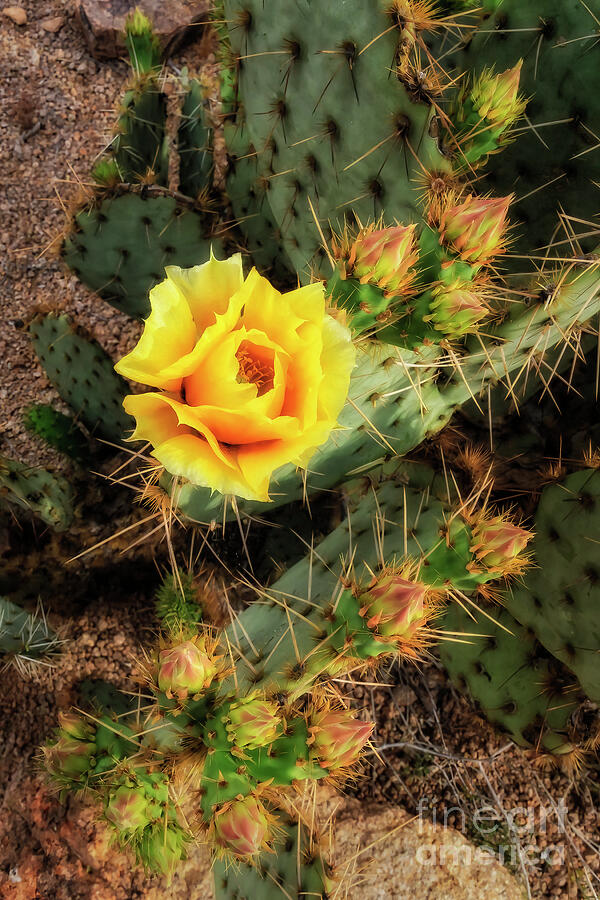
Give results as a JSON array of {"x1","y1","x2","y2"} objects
[
  {"x1": 2, "y1": 5, "x2": 27, "y2": 25},
  {"x1": 40, "y1": 16, "x2": 65, "y2": 33}
]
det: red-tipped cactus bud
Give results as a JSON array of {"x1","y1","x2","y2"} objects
[
  {"x1": 105, "y1": 785, "x2": 152, "y2": 832},
  {"x1": 359, "y1": 575, "x2": 428, "y2": 643},
  {"x1": 158, "y1": 638, "x2": 217, "y2": 699},
  {"x1": 426, "y1": 281, "x2": 488, "y2": 337},
  {"x1": 439, "y1": 194, "x2": 511, "y2": 264},
  {"x1": 471, "y1": 62, "x2": 525, "y2": 127},
  {"x1": 226, "y1": 698, "x2": 280, "y2": 750},
  {"x1": 346, "y1": 224, "x2": 418, "y2": 296},
  {"x1": 309, "y1": 708, "x2": 373, "y2": 769},
  {"x1": 213, "y1": 796, "x2": 271, "y2": 858},
  {"x1": 46, "y1": 735, "x2": 95, "y2": 779},
  {"x1": 471, "y1": 517, "x2": 532, "y2": 570}
]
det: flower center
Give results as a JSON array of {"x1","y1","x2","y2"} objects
[{"x1": 235, "y1": 341, "x2": 275, "y2": 396}]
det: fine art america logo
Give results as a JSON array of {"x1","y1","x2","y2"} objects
[{"x1": 415, "y1": 798, "x2": 567, "y2": 868}]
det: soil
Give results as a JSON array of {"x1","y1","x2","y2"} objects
[{"x1": 0, "y1": 3, "x2": 599, "y2": 900}]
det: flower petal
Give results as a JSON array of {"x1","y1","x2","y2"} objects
[
  {"x1": 164, "y1": 250, "x2": 244, "y2": 334},
  {"x1": 115, "y1": 278, "x2": 196, "y2": 390},
  {"x1": 236, "y1": 422, "x2": 333, "y2": 500},
  {"x1": 285, "y1": 281, "x2": 326, "y2": 326},
  {"x1": 152, "y1": 435, "x2": 254, "y2": 499},
  {"x1": 241, "y1": 269, "x2": 305, "y2": 355},
  {"x1": 123, "y1": 393, "x2": 193, "y2": 444},
  {"x1": 317, "y1": 315, "x2": 356, "y2": 420}
]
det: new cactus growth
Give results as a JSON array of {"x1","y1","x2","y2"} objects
[
  {"x1": 29, "y1": 314, "x2": 132, "y2": 443},
  {"x1": 0, "y1": 454, "x2": 73, "y2": 531}
]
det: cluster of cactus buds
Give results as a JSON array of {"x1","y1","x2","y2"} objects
[{"x1": 327, "y1": 186, "x2": 511, "y2": 347}]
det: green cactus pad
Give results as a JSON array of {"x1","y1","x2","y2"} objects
[
  {"x1": 444, "y1": 0, "x2": 600, "y2": 261},
  {"x1": 62, "y1": 190, "x2": 222, "y2": 319},
  {"x1": 29, "y1": 313, "x2": 132, "y2": 443},
  {"x1": 178, "y1": 78, "x2": 214, "y2": 200},
  {"x1": 0, "y1": 598, "x2": 61, "y2": 675},
  {"x1": 217, "y1": 462, "x2": 489, "y2": 698},
  {"x1": 0, "y1": 454, "x2": 73, "y2": 531},
  {"x1": 223, "y1": 0, "x2": 451, "y2": 281},
  {"x1": 506, "y1": 469, "x2": 600, "y2": 704},
  {"x1": 439, "y1": 601, "x2": 582, "y2": 756},
  {"x1": 108, "y1": 82, "x2": 169, "y2": 186}
]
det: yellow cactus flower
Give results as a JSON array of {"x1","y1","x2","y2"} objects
[{"x1": 116, "y1": 252, "x2": 355, "y2": 501}]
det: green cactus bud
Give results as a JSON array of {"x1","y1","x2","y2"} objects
[
  {"x1": 213, "y1": 795, "x2": 271, "y2": 858},
  {"x1": 137, "y1": 823, "x2": 189, "y2": 876},
  {"x1": 157, "y1": 638, "x2": 217, "y2": 699},
  {"x1": 57, "y1": 712, "x2": 94, "y2": 742},
  {"x1": 105, "y1": 785, "x2": 152, "y2": 832},
  {"x1": 471, "y1": 63, "x2": 525, "y2": 128},
  {"x1": 226, "y1": 697, "x2": 281, "y2": 750},
  {"x1": 46, "y1": 735, "x2": 95, "y2": 780},
  {"x1": 438, "y1": 194, "x2": 511, "y2": 264},
  {"x1": 425, "y1": 280, "x2": 488, "y2": 338},
  {"x1": 124, "y1": 9, "x2": 162, "y2": 75},
  {"x1": 308, "y1": 708, "x2": 373, "y2": 770}
]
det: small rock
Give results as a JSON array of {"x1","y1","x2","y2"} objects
[
  {"x1": 2, "y1": 6, "x2": 27, "y2": 25},
  {"x1": 40, "y1": 16, "x2": 65, "y2": 33},
  {"x1": 74, "y1": 0, "x2": 211, "y2": 59}
]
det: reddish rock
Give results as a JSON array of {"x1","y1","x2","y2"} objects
[{"x1": 74, "y1": 0, "x2": 211, "y2": 60}]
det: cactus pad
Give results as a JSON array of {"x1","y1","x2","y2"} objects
[
  {"x1": 62, "y1": 190, "x2": 222, "y2": 319},
  {"x1": 30, "y1": 313, "x2": 132, "y2": 443}
]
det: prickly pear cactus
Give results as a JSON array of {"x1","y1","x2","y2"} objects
[
  {"x1": 29, "y1": 313, "x2": 132, "y2": 443},
  {"x1": 62, "y1": 190, "x2": 221, "y2": 319},
  {"x1": 221, "y1": 0, "x2": 451, "y2": 280},
  {"x1": 506, "y1": 468, "x2": 600, "y2": 705},
  {"x1": 0, "y1": 454, "x2": 73, "y2": 531},
  {"x1": 439, "y1": 600, "x2": 584, "y2": 762},
  {"x1": 61, "y1": 13, "x2": 222, "y2": 320},
  {"x1": 218, "y1": 460, "x2": 532, "y2": 698},
  {"x1": 441, "y1": 0, "x2": 600, "y2": 260},
  {"x1": 0, "y1": 598, "x2": 61, "y2": 676}
]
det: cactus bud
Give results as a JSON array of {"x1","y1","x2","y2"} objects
[
  {"x1": 57, "y1": 711, "x2": 94, "y2": 741},
  {"x1": 471, "y1": 517, "x2": 532, "y2": 570},
  {"x1": 359, "y1": 574, "x2": 428, "y2": 643},
  {"x1": 308, "y1": 708, "x2": 373, "y2": 769},
  {"x1": 45, "y1": 735, "x2": 95, "y2": 779},
  {"x1": 105, "y1": 785, "x2": 152, "y2": 832},
  {"x1": 138, "y1": 824, "x2": 189, "y2": 876},
  {"x1": 426, "y1": 281, "x2": 488, "y2": 337},
  {"x1": 226, "y1": 698, "x2": 280, "y2": 750},
  {"x1": 439, "y1": 194, "x2": 511, "y2": 264},
  {"x1": 213, "y1": 796, "x2": 271, "y2": 857},
  {"x1": 471, "y1": 63, "x2": 524, "y2": 128},
  {"x1": 347, "y1": 224, "x2": 418, "y2": 296},
  {"x1": 157, "y1": 638, "x2": 217, "y2": 699}
]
